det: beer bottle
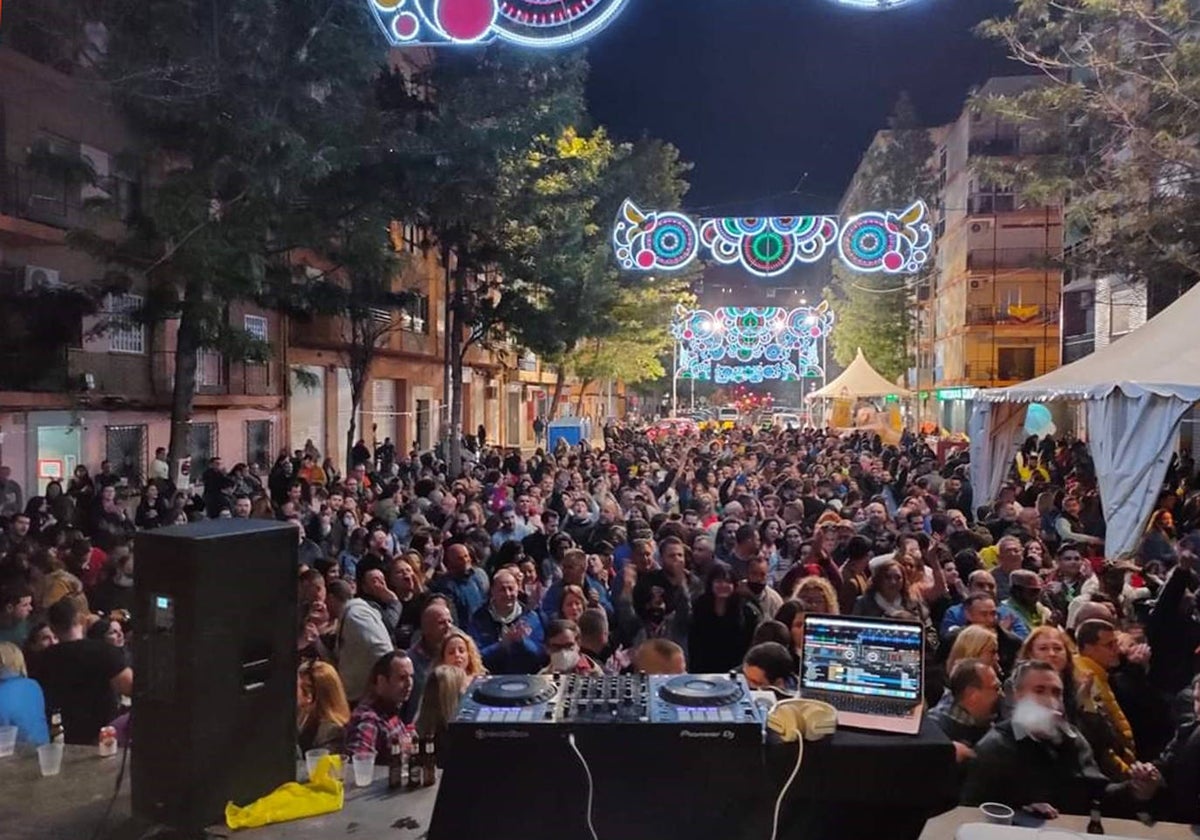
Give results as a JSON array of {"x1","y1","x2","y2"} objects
[
  {"x1": 387, "y1": 733, "x2": 405, "y2": 790},
  {"x1": 407, "y1": 735, "x2": 423, "y2": 790},
  {"x1": 49, "y1": 709, "x2": 64, "y2": 745},
  {"x1": 421, "y1": 735, "x2": 436, "y2": 786},
  {"x1": 1086, "y1": 801, "x2": 1104, "y2": 835}
]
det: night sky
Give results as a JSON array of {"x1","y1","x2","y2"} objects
[{"x1": 586, "y1": 0, "x2": 1018, "y2": 216}]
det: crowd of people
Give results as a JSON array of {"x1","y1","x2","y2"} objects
[{"x1": 2, "y1": 420, "x2": 1200, "y2": 824}]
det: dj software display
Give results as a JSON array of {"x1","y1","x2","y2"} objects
[{"x1": 428, "y1": 673, "x2": 766, "y2": 840}]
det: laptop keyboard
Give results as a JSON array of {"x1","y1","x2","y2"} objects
[{"x1": 809, "y1": 693, "x2": 911, "y2": 717}]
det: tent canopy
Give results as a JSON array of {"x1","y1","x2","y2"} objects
[
  {"x1": 807, "y1": 348, "x2": 910, "y2": 400},
  {"x1": 977, "y1": 281, "x2": 1200, "y2": 404},
  {"x1": 971, "y1": 281, "x2": 1200, "y2": 556}
]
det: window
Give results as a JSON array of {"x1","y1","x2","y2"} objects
[
  {"x1": 246, "y1": 420, "x2": 273, "y2": 470},
  {"x1": 970, "y1": 182, "x2": 1017, "y2": 214},
  {"x1": 195, "y1": 349, "x2": 225, "y2": 391},
  {"x1": 997, "y1": 347, "x2": 1035, "y2": 380},
  {"x1": 244, "y1": 314, "x2": 269, "y2": 342},
  {"x1": 189, "y1": 422, "x2": 217, "y2": 469},
  {"x1": 105, "y1": 425, "x2": 146, "y2": 484},
  {"x1": 108, "y1": 293, "x2": 145, "y2": 354},
  {"x1": 369, "y1": 307, "x2": 392, "y2": 324},
  {"x1": 401, "y1": 293, "x2": 429, "y2": 333}
]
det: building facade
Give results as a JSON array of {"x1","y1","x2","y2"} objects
[
  {"x1": 0, "y1": 44, "x2": 286, "y2": 495},
  {"x1": 928, "y1": 77, "x2": 1064, "y2": 431}
]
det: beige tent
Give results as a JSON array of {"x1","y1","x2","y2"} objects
[{"x1": 806, "y1": 348, "x2": 910, "y2": 401}]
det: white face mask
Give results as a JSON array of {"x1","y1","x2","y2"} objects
[
  {"x1": 1012, "y1": 697, "x2": 1063, "y2": 743},
  {"x1": 550, "y1": 648, "x2": 580, "y2": 673}
]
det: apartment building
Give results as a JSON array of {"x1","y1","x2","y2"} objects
[
  {"x1": 0, "y1": 43, "x2": 285, "y2": 494},
  {"x1": 928, "y1": 76, "x2": 1064, "y2": 431}
]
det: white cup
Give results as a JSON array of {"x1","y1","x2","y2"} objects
[
  {"x1": 351, "y1": 752, "x2": 376, "y2": 788},
  {"x1": 0, "y1": 725, "x2": 17, "y2": 757},
  {"x1": 37, "y1": 742, "x2": 64, "y2": 777},
  {"x1": 980, "y1": 802, "x2": 1015, "y2": 825},
  {"x1": 304, "y1": 748, "x2": 329, "y2": 780}
]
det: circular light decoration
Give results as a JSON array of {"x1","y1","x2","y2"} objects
[
  {"x1": 368, "y1": 0, "x2": 631, "y2": 47},
  {"x1": 828, "y1": 0, "x2": 922, "y2": 8}
]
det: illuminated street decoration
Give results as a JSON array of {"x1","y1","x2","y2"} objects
[
  {"x1": 837, "y1": 201, "x2": 933, "y2": 274},
  {"x1": 700, "y1": 216, "x2": 838, "y2": 278},
  {"x1": 828, "y1": 0, "x2": 921, "y2": 8},
  {"x1": 367, "y1": 0, "x2": 631, "y2": 47},
  {"x1": 614, "y1": 199, "x2": 931, "y2": 277},
  {"x1": 613, "y1": 200, "x2": 700, "y2": 272},
  {"x1": 671, "y1": 304, "x2": 834, "y2": 383}
]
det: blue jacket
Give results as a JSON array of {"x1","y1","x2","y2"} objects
[
  {"x1": 939, "y1": 602, "x2": 1030, "y2": 640},
  {"x1": 468, "y1": 605, "x2": 547, "y2": 675},
  {"x1": 0, "y1": 674, "x2": 49, "y2": 746},
  {"x1": 431, "y1": 569, "x2": 488, "y2": 627}
]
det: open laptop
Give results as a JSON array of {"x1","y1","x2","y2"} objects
[{"x1": 800, "y1": 613, "x2": 925, "y2": 734}]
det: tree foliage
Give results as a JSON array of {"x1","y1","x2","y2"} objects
[
  {"x1": 826, "y1": 94, "x2": 934, "y2": 383},
  {"x1": 977, "y1": 0, "x2": 1200, "y2": 295}
]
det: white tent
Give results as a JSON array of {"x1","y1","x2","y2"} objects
[
  {"x1": 807, "y1": 348, "x2": 910, "y2": 400},
  {"x1": 970, "y1": 281, "x2": 1200, "y2": 555}
]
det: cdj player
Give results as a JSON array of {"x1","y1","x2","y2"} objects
[{"x1": 428, "y1": 673, "x2": 765, "y2": 840}]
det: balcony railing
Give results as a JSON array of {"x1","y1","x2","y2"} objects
[
  {"x1": 968, "y1": 137, "x2": 1020, "y2": 157},
  {"x1": 966, "y1": 248, "x2": 1060, "y2": 272},
  {"x1": 966, "y1": 305, "x2": 1059, "y2": 326},
  {"x1": 0, "y1": 164, "x2": 137, "y2": 231},
  {"x1": 156, "y1": 351, "x2": 282, "y2": 397}
]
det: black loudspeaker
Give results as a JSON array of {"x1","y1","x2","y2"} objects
[{"x1": 132, "y1": 519, "x2": 298, "y2": 832}]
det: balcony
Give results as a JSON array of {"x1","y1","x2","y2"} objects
[
  {"x1": 155, "y1": 351, "x2": 282, "y2": 397},
  {"x1": 966, "y1": 248, "x2": 1060, "y2": 272},
  {"x1": 966, "y1": 305, "x2": 1059, "y2": 327},
  {"x1": 0, "y1": 348, "x2": 73, "y2": 392},
  {"x1": 0, "y1": 164, "x2": 136, "y2": 245},
  {"x1": 968, "y1": 137, "x2": 1020, "y2": 157}
]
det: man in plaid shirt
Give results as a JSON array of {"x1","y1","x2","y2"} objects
[{"x1": 344, "y1": 651, "x2": 414, "y2": 763}]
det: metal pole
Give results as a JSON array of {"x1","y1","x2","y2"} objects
[
  {"x1": 671, "y1": 341, "x2": 678, "y2": 417},
  {"x1": 690, "y1": 377, "x2": 695, "y2": 411}
]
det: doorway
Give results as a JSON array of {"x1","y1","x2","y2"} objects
[{"x1": 36, "y1": 425, "x2": 80, "y2": 494}]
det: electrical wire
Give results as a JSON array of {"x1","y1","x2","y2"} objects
[
  {"x1": 770, "y1": 737, "x2": 804, "y2": 840},
  {"x1": 567, "y1": 732, "x2": 599, "y2": 840}
]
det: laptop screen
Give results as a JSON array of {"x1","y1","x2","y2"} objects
[{"x1": 801, "y1": 615, "x2": 923, "y2": 702}]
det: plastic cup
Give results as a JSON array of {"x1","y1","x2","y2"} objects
[
  {"x1": 305, "y1": 748, "x2": 329, "y2": 780},
  {"x1": 0, "y1": 725, "x2": 16, "y2": 757},
  {"x1": 37, "y1": 743, "x2": 64, "y2": 777},
  {"x1": 351, "y1": 752, "x2": 376, "y2": 787},
  {"x1": 980, "y1": 802, "x2": 1015, "y2": 825}
]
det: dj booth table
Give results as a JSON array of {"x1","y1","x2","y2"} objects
[{"x1": 760, "y1": 718, "x2": 958, "y2": 840}]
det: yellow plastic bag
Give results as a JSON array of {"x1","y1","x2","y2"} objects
[{"x1": 224, "y1": 754, "x2": 345, "y2": 830}]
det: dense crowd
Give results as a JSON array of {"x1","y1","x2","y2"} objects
[{"x1": 2, "y1": 420, "x2": 1200, "y2": 824}]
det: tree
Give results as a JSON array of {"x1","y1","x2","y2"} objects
[
  {"x1": 826, "y1": 93, "x2": 935, "y2": 383},
  {"x1": 976, "y1": 0, "x2": 1200, "y2": 299},
  {"x1": 395, "y1": 49, "x2": 589, "y2": 475},
  {"x1": 498, "y1": 132, "x2": 693, "y2": 421},
  {"x1": 18, "y1": 0, "x2": 394, "y2": 478}
]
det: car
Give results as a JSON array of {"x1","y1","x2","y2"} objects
[
  {"x1": 715, "y1": 407, "x2": 739, "y2": 429},
  {"x1": 771, "y1": 412, "x2": 802, "y2": 430}
]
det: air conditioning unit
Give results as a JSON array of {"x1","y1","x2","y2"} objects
[
  {"x1": 24, "y1": 265, "x2": 62, "y2": 291},
  {"x1": 970, "y1": 221, "x2": 994, "y2": 234}
]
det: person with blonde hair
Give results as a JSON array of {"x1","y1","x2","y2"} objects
[
  {"x1": 414, "y1": 665, "x2": 469, "y2": 758},
  {"x1": 946, "y1": 625, "x2": 999, "y2": 677},
  {"x1": 297, "y1": 659, "x2": 351, "y2": 755},
  {"x1": 438, "y1": 628, "x2": 486, "y2": 678},
  {"x1": 0, "y1": 641, "x2": 49, "y2": 745}
]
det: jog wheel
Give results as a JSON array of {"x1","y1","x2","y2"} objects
[
  {"x1": 471, "y1": 675, "x2": 558, "y2": 707},
  {"x1": 658, "y1": 675, "x2": 743, "y2": 707}
]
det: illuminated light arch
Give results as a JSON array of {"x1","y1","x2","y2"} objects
[
  {"x1": 828, "y1": 0, "x2": 922, "y2": 8},
  {"x1": 367, "y1": 0, "x2": 631, "y2": 47},
  {"x1": 671, "y1": 304, "x2": 834, "y2": 383},
  {"x1": 614, "y1": 199, "x2": 931, "y2": 277},
  {"x1": 836, "y1": 201, "x2": 933, "y2": 275}
]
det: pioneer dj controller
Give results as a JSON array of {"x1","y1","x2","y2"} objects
[{"x1": 453, "y1": 672, "x2": 762, "y2": 728}]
